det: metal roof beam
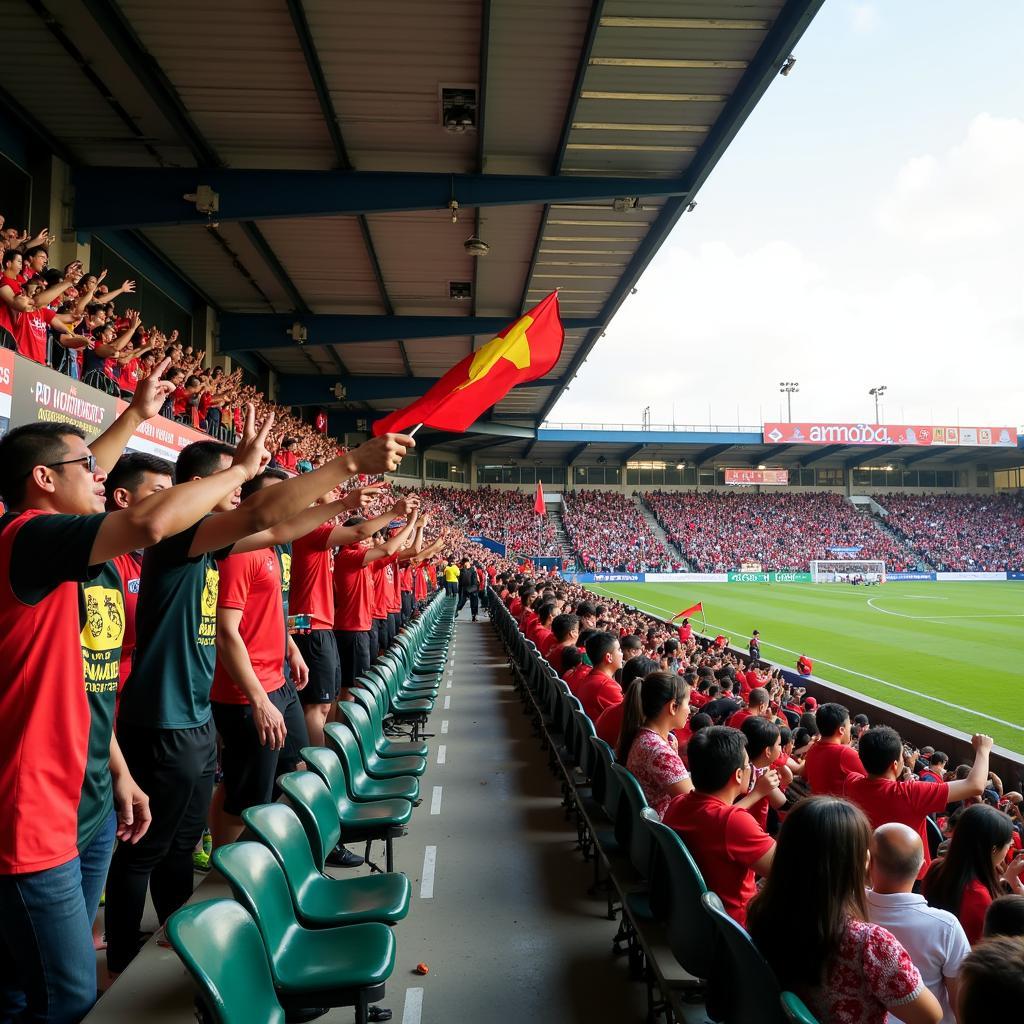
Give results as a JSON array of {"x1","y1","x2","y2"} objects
[
  {"x1": 902, "y1": 446, "x2": 955, "y2": 466},
  {"x1": 800, "y1": 444, "x2": 847, "y2": 466},
  {"x1": 277, "y1": 375, "x2": 558, "y2": 406},
  {"x1": 567, "y1": 443, "x2": 590, "y2": 465},
  {"x1": 71, "y1": 169, "x2": 689, "y2": 230},
  {"x1": 620, "y1": 444, "x2": 646, "y2": 462},
  {"x1": 845, "y1": 445, "x2": 897, "y2": 469},
  {"x1": 751, "y1": 444, "x2": 792, "y2": 465},
  {"x1": 536, "y1": 0, "x2": 826, "y2": 424},
  {"x1": 219, "y1": 314, "x2": 602, "y2": 351},
  {"x1": 945, "y1": 449, "x2": 989, "y2": 465},
  {"x1": 693, "y1": 444, "x2": 733, "y2": 466}
]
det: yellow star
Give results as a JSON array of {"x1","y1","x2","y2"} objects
[{"x1": 455, "y1": 314, "x2": 534, "y2": 391}]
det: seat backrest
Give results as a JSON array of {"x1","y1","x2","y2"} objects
[
  {"x1": 781, "y1": 992, "x2": 821, "y2": 1024},
  {"x1": 611, "y1": 764, "x2": 652, "y2": 877},
  {"x1": 352, "y1": 686, "x2": 384, "y2": 728},
  {"x1": 280, "y1": 764, "x2": 343, "y2": 867},
  {"x1": 336, "y1": 702, "x2": 377, "y2": 750},
  {"x1": 211, "y1": 843, "x2": 300, "y2": 969},
  {"x1": 641, "y1": 811, "x2": 716, "y2": 980},
  {"x1": 324, "y1": 721, "x2": 369, "y2": 784},
  {"x1": 166, "y1": 899, "x2": 286, "y2": 1024},
  {"x1": 700, "y1": 891, "x2": 786, "y2": 1024},
  {"x1": 242, "y1": 803, "x2": 320, "y2": 906},
  {"x1": 589, "y1": 737, "x2": 621, "y2": 821},
  {"x1": 573, "y1": 712, "x2": 597, "y2": 779},
  {"x1": 925, "y1": 815, "x2": 943, "y2": 859}
]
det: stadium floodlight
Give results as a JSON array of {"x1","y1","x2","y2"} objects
[
  {"x1": 868, "y1": 385, "x2": 888, "y2": 423},
  {"x1": 757, "y1": 464, "x2": 766, "y2": 470},
  {"x1": 778, "y1": 382, "x2": 799, "y2": 422}
]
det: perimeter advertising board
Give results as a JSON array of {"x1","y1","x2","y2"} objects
[
  {"x1": 0, "y1": 348, "x2": 13, "y2": 434},
  {"x1": 763, "y1": 422, "x2": 1018, "y2": 447},
  {"x1": 9, "y1": 357, "x2": 117, "y2": 440}
]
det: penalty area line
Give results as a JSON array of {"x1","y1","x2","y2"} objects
[{"x1": 588, "y1": 586, "x2": 1024, "y2": 734}]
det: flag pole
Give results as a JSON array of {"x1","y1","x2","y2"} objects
[
  {"x1": 701, "y1": 605, "x2": 708, "y2": 635},
  {"x1": 407, "y1": 423, "x2": 423, "y2": 437}
]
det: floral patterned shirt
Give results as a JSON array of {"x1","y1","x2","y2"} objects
[{"x1": 626, "y1": 727, "x2": 689, "y2": 818}]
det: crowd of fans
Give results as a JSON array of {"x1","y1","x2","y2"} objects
[
  {"x1": 562, "y1": 488, "x2": 682, "y2": 571},
  {"x1": 876, "y1": 493, "x2": 1024, "y2": 572},
  {"x1": 500, "y1": 570, "x2": 1024, "y2": 1023},
  {"x1": 1, "y1": 217, "x2": 342, "y2": 464},
  {"x1": 643, "y1": 490, "x2": 919, "y2": 572}
]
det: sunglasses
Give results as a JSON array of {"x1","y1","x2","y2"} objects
[{"x1": 46, "y1": 454, "x2": 97, "y2": 475}]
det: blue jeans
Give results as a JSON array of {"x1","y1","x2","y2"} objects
[
  {"x1": 0, "y1": 857, "x2": 97, "y2": 1023},
  {"x1": 80, "y1": 811, "x2": 117, "y2": 921}
]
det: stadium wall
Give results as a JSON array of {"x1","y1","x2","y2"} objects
[{"x1": 563, "y1": 571, "x2": 1019, "y2": 584}]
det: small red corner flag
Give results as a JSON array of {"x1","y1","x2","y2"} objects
[
  {"x1": 671, "y1": 602, "x2": 703, "y2": 621},
  {"x1": 534, "y1": 480, "x2": 546, "y2": 516}
]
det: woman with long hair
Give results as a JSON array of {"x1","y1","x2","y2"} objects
[
  {"x1": 619, "y1": 671, "x2": 692, "y2": 818},
  {"x1": 747, "y1": 797, "x2": 941, "y2": 1024},
  {"x1": 924, "y1": 803, "x2": 1024, "y2": 944},
  {"x1": 594, "y1": 656, "x2": 658, "y2": 748}
]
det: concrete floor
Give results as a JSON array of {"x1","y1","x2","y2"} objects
[{"x1": 85, "y1": 608, "x2": 655, "y2": 1023}]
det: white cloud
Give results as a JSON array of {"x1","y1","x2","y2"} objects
[
  {"x1": 850, "y1": 3, "x2": 880, "y2": 33},
  {"x1": 875, "y1": 114, "x2": 1024, "y2": 242}
]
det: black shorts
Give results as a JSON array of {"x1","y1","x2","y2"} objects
[
  {"x1": 277, "y1": 683, "x2": 309, "y2": 778},
  {"x1": 401, "y1": 590, "x2": 414, "y2": 621},
  {"x1": 213, "y1": 685, "x2": 300, "y2": 816},
  {"x1": 388, "y1": 611, "x2": 401, "y2": 643},
  {"x1": 294, "y1": 629, "x2": 341, "y2": 705},
  {"x1": 336, "y1": 628, "x2": 371, "y2": 690}
]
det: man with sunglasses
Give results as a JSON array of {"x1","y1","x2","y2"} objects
[{"x1": 0, "y1": 362, "x2": 277, "y2": 1023}]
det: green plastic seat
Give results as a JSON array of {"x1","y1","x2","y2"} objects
[
  {"x1": 700, "y1": 891, "x2": 787, "y2": 1024},
  {"x1": 351, "y1": 689, "x2": 428, "y2": 759},
  {"x1": 781, "y1": 992, "x2": 821, "y2": 1023},
  {"x1": 335, "y1": 705, "x2": 427, "y2": 778},
  {"x1": 212, "y1": 843, "x2": 395, "y2": 1021},
  {"x1": 166, "y1": 899, "x2": 286, "y2": 1024},
  {"x1": 325, "y1": 723, "x2": 421, "y2": 803},
  {"x1": 611, "y1": 764, "x2": 653, "y2": 879},
  {"x1": 243, "y1": 803, "x2": 410, "y2": 927}
]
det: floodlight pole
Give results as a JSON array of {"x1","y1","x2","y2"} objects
[{"x1": 778, "y1": 382, "x2": 799, "y2": 422}]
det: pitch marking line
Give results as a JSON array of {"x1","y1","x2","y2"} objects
[
  {"x1": 443, "y1": 695, "x2": 451, "y2": 709},
  {"x1": 430, "y1": 785, "x2": 443, "y2": 815},
  {"x1": 419, "y1": 847, "x2": 437, "y2": 899},
  {"x1": 590, "y1": 587, "x2": 1024, "y2": 734},
  {"x1": 402, "y1": 988, "x2": 423, "y2": 1024},
  {"x1": 866, "y1": 597, "x2": 1024, "y2": 622},
  {"x1": 437, "y1": 744, "x2": 447, "y2": 765}
]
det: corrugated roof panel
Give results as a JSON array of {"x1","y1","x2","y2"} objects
[
  {"x1": 407, "y1": 337, "x2": 473, "y2": 377},
  {"x1": 304, "y1": 0, "x2": 479, "y2": 172},
  {"x1": 117, "y1": 0, "x2": 334, "y2": 168},
  {"x1": 473, "y1": 205, "x2": 545, "y2": 315},
  {"x1": 603, "y1": 0, "x2": 783, "y2": 20},
  {"x1": 330, "y1": 341, "x2": 408, "y2": 376},
  {"x1": 252, "y1": 217, "x2": 386, "y2": 313}
]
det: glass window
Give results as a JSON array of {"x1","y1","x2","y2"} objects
[
  {"x1": 851, "y1": 469, "x2": 870, "y2": 487},
  {"x1": 698, "y1": 468, "x2": 716, "y2": 486},
  {"x1": 478, "y1": 465, "x2": 500, "y2": 484},
  {"x1": 426, "y1": 458, "x2": 449, "y2": 481},
  {"x1": 976, "y1": 467, "x2": 991, "y2": 488},
  {"x1": 816, "y1": 468, "x2": 844, "y2": 486},
  {"x1": 501, "y1": 466, "x2": 517, "y2": 484},
  {"x1": 391, "y1": 453, "x2": 419, "y2": 478},
  {"x1": 626, "y1": 468, "x2": 639, "y2": 485},
  {"x1": 935, "y1": 470, "x2": 954, "y2": 487},
  {"x1": 606, "y1": 466, "x2": 622, "y2": 484},
  {"x1": 918, "y1": 470, "x2": 937, "y2": 487},
  {"x1": 902, "y1": 470, "x2": 918, "y2": 487},
  {"x1": 450, "y1": 467, "x2": 466, "y2": 484},
  {"x1": 552, "y1": 467, "x2": 566, "y2": 484},
  {"x1": 520, "y1": 466, "x2": 536, "y2": 484}
]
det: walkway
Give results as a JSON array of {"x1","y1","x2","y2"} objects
[{"x1": 86, "y1": 608, "x2": 648, "y2": 1022}]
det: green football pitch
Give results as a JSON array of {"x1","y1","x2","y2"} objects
[{"x1": 587, "y1": 581, "x2": 1024, "y2": 754}]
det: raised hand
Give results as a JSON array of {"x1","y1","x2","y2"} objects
[
  {"x1": 129, "y1": 356, "x2": 175, "y2": 418},
  {"x1": 347, "y1": 432, "x2": 415, "y2": 476},
  {"x1": 342, "y1": 485, "x2": 383, "y2": 510},
  {"x1": 232, "y1": 405, "x2": 275, "y2": 480}
]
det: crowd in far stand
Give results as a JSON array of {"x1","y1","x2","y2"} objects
[
  {"x1": 0, "y1": 217, "x2": 342, "y2": 465},
  {"x1": 498, "y1": 569, "x2": 1024, "y2": 1024},
  {"x1": 644, "y1": 491, "x2": 918, "y2": 572},
  {"x1": 562, "y1": 489, "x2": 682, "y2": 572},
  {"x1": 876, "y1": 493, "x2": 1024, "y2": 572}
]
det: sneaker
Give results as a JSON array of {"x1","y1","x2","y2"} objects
[
  {"x1": 192, "y1": 849, "x2": 211, "y2": 872},
  {"x1": 201, "y1": 828, "x2": 213, "y2": 857},
  {"x1": 325, "y1": 844, "x2": 365, "y2": 869}
]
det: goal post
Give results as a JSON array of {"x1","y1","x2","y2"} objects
[{"x1": 810, "y1": 560, "x2": 887, "y2": 583}]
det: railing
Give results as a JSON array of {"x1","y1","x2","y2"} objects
[{"x1": 540, "y1": 421, "x2": 764, "y2": 433}]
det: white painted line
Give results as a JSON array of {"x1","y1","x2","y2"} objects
[
  {"x1": 430, "y1": 785, "x2": 443, "y2": 815},
  {"x1": 866, "y1": 597, "x2": 1024, "y2": 622},
  {"x1": 446, "y1": 678, "x2": 452, "y2": 688},
  {"x1": 443, "y1": 695, "x2": 451, "y2": 709},
  {"x1": 437, "y1": 745, "x2": 447, "y2": 765},
  {"x1": 402, "y1": 988, "x2": 423, "y2": 1024},
  {"x1": 441, "y1": 719, "x2": 449, "y2": 734},
  {"x1": 420, "y1": 846, "x2": 437, "y2": 899},
  {"x1": 590, "y1": 587, "x2": 1024, "y2": 734}
]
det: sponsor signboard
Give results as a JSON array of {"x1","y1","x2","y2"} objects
[
  {"x1": 0, "y1": 348, "x2": 13, "y2": 433},
  {"x1": 887, "y1": 572, "x2": 937, "y2": 581},
  {"x1": 729, "y1": 571, "x2": 813, "y2": 583},
  {"x1": 728, "y1": 571, "x2": 770, "y2": 582},
  {"x1": 115, "y1": 399, "x2": 209, "y2": 460},
  {"x1": 724, "y1": 468, "x2": 788, "y2": 486},
  {"x1": 763, "y1": 422, "x2": 1018, "y2": 448},
  {"x1": 646, "y1": 572, "x2": 729, "y2": 584},
  {"x1": 771, "y1": 571, "x2": 813, "y2": 583},
  {"x1": 1007, "y1": 572, "x2": 1024, "y2": 581},
  {"x1": 566, "y1": 572, "x2": 646, "y2": 584},
  {"x1": 828, "y1": 547, "x2": 863, "y2": 555},
  {"x1": 936, "y1": 571, "x2": 1007, "y2": 581},
  {"x1": 9, "y1": 356, "x2": 117, "y2": 440}
]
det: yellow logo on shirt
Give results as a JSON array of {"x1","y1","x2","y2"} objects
[
  {"x1": 200, "y1": 567, "x2": 219, "y2": 617},
  {"x1": 82, "y1": 585, "x2": 126, "y2": 652},
  {"x1": 279, "y1": 552, "x2": 291, "y2": 592}
]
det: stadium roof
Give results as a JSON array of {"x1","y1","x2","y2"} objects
[{"x1": 1, "y1": 0, "x2": 824, "y2": 431}]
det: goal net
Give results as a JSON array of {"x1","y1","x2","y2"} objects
[{"x1": 810, "y1": 560, "x2": 886, "y2": 584}]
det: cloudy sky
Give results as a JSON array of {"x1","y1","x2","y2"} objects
[{"x1": 547, "y1": 0, "x2": 1024, "y2": 431}]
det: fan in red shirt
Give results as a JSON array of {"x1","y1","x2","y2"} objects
[
  {"x1": 802, "y1": 703, "x2": 866, "y2": 796},
  {"x1": 663, "y1": 726, "x2": 776, "y2": 925},
  {"x1": 13, "y1": 281, "x2": 78, "y2": 364},
  {"x1": 275, "y1": 437, "x2": 300, "y2": 472},
  {"x1": 796, "y1": 654, "x2": 814, "y2": 676},
  {"x1": 726, "y1": 687, "x2": 770, "y2": 730},
  {"x1": 845, "y1": 726, "x2": 994, "y2": 880},
  {"x1": 545, "y1": 612, "x2": 580, "y2": 672},
  {"x1": 526, "y1": 600, "x2": 556, "y2": 649},
  {"x1": 576, "y1": 633, "x2": 624, "y2": 722}
]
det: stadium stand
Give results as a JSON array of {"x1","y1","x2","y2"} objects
[
  {"x1": 643, "y1": 491, "x2": 919, "y2": 572},
  {"x1": 874, "y1": 493, "x2": 1024, "y2": 571},
  {"x1": 563, "y1": 489, "x2": 682, "y2": 572}
]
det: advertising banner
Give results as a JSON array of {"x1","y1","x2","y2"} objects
[
  {"x1": 724, "y1": 468, "x2": 788, "y2": 486},
  {"x1": 936, "y1": 571, "x2": 1008, "y2": 581},
  {"x1": 1007, "y1": 572, "x2": 1024, "y2": 581},
  {"x1": 567, "y1": 572, "x2": 646, "y2": 584},
  {"x1": 9, "y1": 357, "x2": 117, "y2": 441},
  {"x1": 0, "y1": 348, "x2": 13, "y2": 434},
  {"x1": 828, "y1": 546, "x2": 863, "y2": 555},
  {"x1": 728, "y1": 571, "x2": 813, "y2": 583},
  {"x1": 646, "y1": 572, "x2": 729, "y2": 584},
  {"x1": 115, "y1": 400, "x2": 209, "y2": 461},
  {"x1": 763, "y1": 422, "x2": 1018, "y2": 448},
  {"x1": 728, "y1": 571, "x2": 770, "y2": 583},
  {"x1": 887, "y1": 572, "x2": 937, "y2": 581},
  {"x1": 771, "y1": 571, "x2": 813, "y2": 583}
]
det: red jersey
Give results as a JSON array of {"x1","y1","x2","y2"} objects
[
  {"x1": 595, "y1": 701, "x2": 626, "y2": 749},
  {"x1": 663, "y1": 791, "x2": 774, "y2": 926},
  {"x1": 413, "y1": 565, "x2": 428, "y2": 601},
  {"x1": 0, "y1": 509, "x2": 106, "y2": 873},
  {"x1": 275, "y1": 449, "x2": 299, "y2": 472},
  {"x1": 844, "y1": 776, "x2": 950, "y2": 878},
  {"x1": 113, "y1": 551, "x2": 142, "y2": 690},
  {"x1": 536, "y1": 628, "x2": 556, "y2": 657},
  {"x1": 577, "y1": 669, "x2": 623, "y2": 722},
  {"x1": 726, "y1": 708, "x2": 754, "y2": 730},
  {"x1": 804, "y1": 741, "x2": 865, "y2": 796},
  {"x1": 172, "y1": 387, "x2": 189, "y2": 417},
  {"x1": 564, "y1": 662, "x2": 592, "y2": 696},
  {"x1": 14, "y1": 306, "x2": 56, "y2": 364},
  {"x1": 333, "y1": 545, "x2": 373, "y2": 632},
  {"x1": 211, "y1": 548, "x2": 286, "y2": 703},
  {"x1": 290, "y1": 523, "x2": 335, "y2": 630}
]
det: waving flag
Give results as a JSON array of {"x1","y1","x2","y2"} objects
[
  {"x1": 671, "y1": 602, "x2": 703, "y2": 621},
  {"x1": 372, "y1": 292, "x2": 564, "y2": 435},
  {"x1": 534, "y1": 481, "x2": 546, "y2": 516}
]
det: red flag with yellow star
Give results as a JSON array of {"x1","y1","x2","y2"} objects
[{"x1": 371, "y1": 292, "x2": 564, "y2": 435}]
